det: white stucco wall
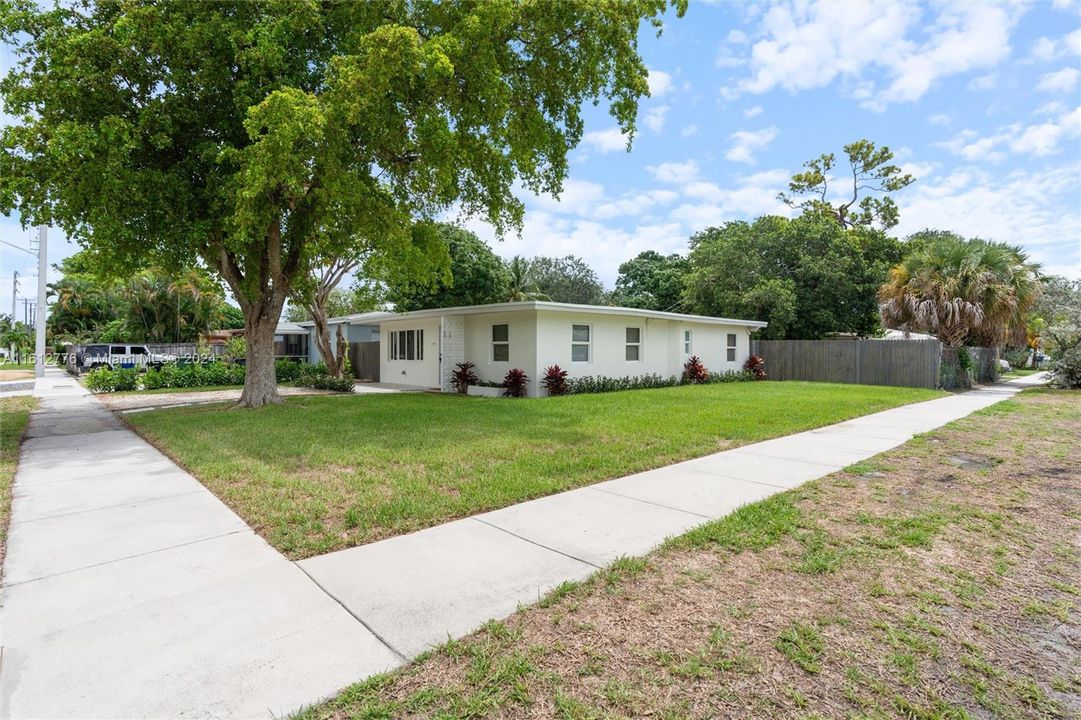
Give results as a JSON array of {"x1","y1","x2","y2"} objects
[
  {"x1": 534, "y1": 310, "x2": 752, "y2": 383},
  {"x1": 463, "y1": 310, "x2": 538, "y2": 394},
  {"x1": 379, "y1": 317, "x2": 441, "y2": 388},
  {"x1": 374, "y1": 306, "x2": 757, "y2": 395}
]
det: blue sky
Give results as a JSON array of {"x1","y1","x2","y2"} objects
[{"x1": 2, "y1": 0, "x2": 1079, "y2": 314}]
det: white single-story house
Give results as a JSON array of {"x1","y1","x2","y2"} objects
[{"x1": 290, "y1": 302, "x2": 766, "y2": 396}]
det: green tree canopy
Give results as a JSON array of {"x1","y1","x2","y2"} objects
[
  {"x1": 47, "y1": 250, "x2": 231, "y2": 344},
  {"x1": 1, "y1": 0, "x2": 683, "y2": 406},
  {"x1": 685, "y1": 213, "x2": 902, "y2": 339},
  {"x1": 387, "y1": 224, "x2": 509, "y2": 311},
  {"x1": 779, "y1": 140, "x2": 914, "y2": 230},
  {"x1": 612, "y1": 250, "x2": 689, "y2": 311},
  {"x1": 529, "y1": 255, "x2": 607, "y2": 305},
  {"x1": 285, "y1": 285, "x2": 384, "y2": 322}
]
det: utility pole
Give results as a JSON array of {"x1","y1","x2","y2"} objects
[
  {"x1": 35, "y1": 225, "x2": 47, "y2": 378},
  {"x1": 8, "y1": 269, "x2": 17, "y2": 360}
]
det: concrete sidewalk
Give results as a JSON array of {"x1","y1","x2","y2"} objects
[
  {"x1": 1, "y1": 369, "x2": 400, "y2": 719},
  {"x1": 1, "y1": 370, "x2": 1043, "y2": 717}
]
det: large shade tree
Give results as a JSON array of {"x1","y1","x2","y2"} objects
[
  {"x1": 1, "y1": 0, "x2": 683, "y2": 407},
  {"x1": 685, "y1": 213, "x2": 902, "y2": 339},
  {"x1": 612, "y1": 250, "x2": 689, "y2": 311},
  {"x1": 529, "y1": 255, "x2": 608, "y2": 305},
  {"x1": 387, "y1": 224, "x2": 509, "y2": 312}
]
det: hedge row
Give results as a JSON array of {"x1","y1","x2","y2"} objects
[{"x1": 84, "y1": 359, "x2": 354, "y2": 393}]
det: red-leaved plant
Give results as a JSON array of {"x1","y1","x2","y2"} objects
[
  {"x1": 503, "y1": 368, "x2": 529, "y2": 397},
  {"x1": 682, "y1": 355, "x2": 709, "y2": 384},
  {"x1": 451, "y1": 361, "x2": 478, "y2": 393},
  {"x1": 542, "y1": 365, "x2": 569, "y2": 396},
  {"x1": 743, "y1": 354, "x2": 767, "y2": 380}
]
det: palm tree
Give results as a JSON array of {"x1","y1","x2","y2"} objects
[
  {"x1": 1, "y1": 322, "x2": 33, "y2": 363},
  {"x1": 503, "y1": 256, "x2": 550, "y2": 302},
  {"x1": 879, "y1": 236, "x2": 1041, "y2": 349}
]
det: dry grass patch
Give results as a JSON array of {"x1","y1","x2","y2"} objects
[
  {"x1": 299, "y1": 389, "x2": 1081, "y2": 719},
  {"x1": 1, "y1": 396, "x2": 36, "y2": 568}
]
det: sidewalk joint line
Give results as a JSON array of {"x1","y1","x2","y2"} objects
[
  {"x1": 292, "y1": 562, "x2": 410, "y2": 664},
  {"x1": 2, "y1": 529, "x2": 249, "y2": 588},
  {"x1": 470, "y1": 517, "x2": 602, "y2": 569},
  {"x1": 10, "y1": 490, "x2": 206, "y2": 525},
  {"x1": 588, "y1": 487, "x2": 714, "y2": 519}
]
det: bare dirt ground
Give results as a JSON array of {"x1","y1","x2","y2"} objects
[
  {"x1": 301, "y1": 389, "x2": 1081, "y2": 720},
  {"x1": 0, "y1": 370, "x2": 33, "y2": 381},
  {"x1": 96, "y1": 385, "x2": 333, "y2": 411}
]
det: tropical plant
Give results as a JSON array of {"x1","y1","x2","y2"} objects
[
  {"x1": 504, "y1": 257, "x2": 551, "y2": 303},
  {"x1": 743, "y1": 354, "x2": 767, "y2": 380},
  {"x1": 1, "y1": 321, "x2": 33, "y2": 362},
  {"x1": 878, "y1": 236, "x2": 1042, "y2": 349},
  {"x1": 502, "y1": 368, "x2": 529, "y2": 398},
  {"x1": 541, "y1": 365, "x2": 569, "y2": 396},
  {"x1": 1036, "y1": 276, "x2": 1081, "y2": 388},
  {"x1": 451, "y1": 361, "x2": 478, "y2": 394},
  {"x1": 682, "y1": 355, "x2": 709, "y2": 384}
]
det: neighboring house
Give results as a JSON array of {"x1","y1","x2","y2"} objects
[
  {"x1": 312, "y1": 301, "x2": 766, "y2": 396},
  {"x1": 204, "y1": 323, "x2": 311, "y2": 361}
]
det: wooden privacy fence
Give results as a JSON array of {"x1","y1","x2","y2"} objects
[
  {"x1": 750, "y1": 339, "x2": 944, "y2": 389},
  {"x1": 349, "y1": 341, "x2": 380, "y2": 381}
]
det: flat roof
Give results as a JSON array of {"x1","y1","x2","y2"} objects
[
  {"x1": 375, "y1": 301, "x2": 768, "y2": 328},
  {"x1": 296, "y1": 311, "x2": 397, "y2": 328}
]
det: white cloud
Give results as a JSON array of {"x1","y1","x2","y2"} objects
[
  {"x1": 723, "y1": 1, "x2": 1025, "y2": 110},
  {"x1": 894, "y1": 165, "x2": 1081, "y2": 278},
  {"x1": 680, "y1": 124, "x2": 699, "y2": 138},
  {"x1": 727, "y1": 29, "x2": 749, "y2": 45},
  {"x1": 582, "y1": 127, "x2": 628, "y2": 154},
  {"x1": 715, "y1": 45, "x2": 745, "y2": 69},
  {"x1": 1036, "y1": 66, "x2": 1080, "y2": 93},
  {"x1": 934, "y1": 106, "x2": 1081, "y2": 162},
  {"x1": 743, "y1": 105, "x2": 763, "y2": 118},
  {"x1": 528, "y1": 178, "x2": 606, "y2": 216},
  {"x1": 643, "y1": 105, "x2": 669, "y2": 133},
  {"x1": 648, "y1": 160, "x2": 699, "y2": 184},
  {"x1": 928, "y1": 113, "x2": 952, "y2": 126},
  {"x1": 1034, "y1": 101, "x2": 1067, "y2": 116},
  {"x1": 669, "y1": 169, "x2": 794, "y2": 228},
  {"x1": 967, "y1": 73, "x2": 997, "y2": 91},
  {"x1": 725, "y1": 126, "x2": 778, "y2": 164},
  {"x1": 647, "y1": 69, "x2": 672, "y2": 97},
  {"x1": 1030, "y1": 29, "x2": 1081, "y2": 62}
]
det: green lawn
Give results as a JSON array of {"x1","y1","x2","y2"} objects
[
  {"x1": 1, "y1": 396, "x2": 36, "y2": 568},
  {"x1": 126, "y1": 382, "x2": 944, "y2": 559},
  {"x1": 0, "y1": 362, "x2": 36, "y2": 371}
]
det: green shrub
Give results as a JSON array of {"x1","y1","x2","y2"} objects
[
  {"x1": 1002, "y1": 347, "x2": 1029, "y2": 369},
  {"x1": 708, "y1": 370, "x2": 755, "y2": 383},
  {"x1": 295, "y1": 361, "x2": 355, "y2": 392},
  {"x1": 566, "y1": 369, "x2": 753, "y2": 395},
  {"x1": 84, "y1": 367, "x2": 139, "y2": 392},
  {"x1": 275, "y1": 358, "x2": 303, "y2": 383},
  {"x1": 567, "y1": 373, "x2": 681, "y2": 394}
]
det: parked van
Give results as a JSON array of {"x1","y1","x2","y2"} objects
[{"x1": 77, "y1": 344, "x2": 176, "y2": 373}]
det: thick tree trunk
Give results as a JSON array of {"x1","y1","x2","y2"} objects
[
  {"x1": 238, "y1": 296, "x2": 286, "y2": 408},
  {"x1": 311, "y1": 312, "x2": 342, "y2": 377}
]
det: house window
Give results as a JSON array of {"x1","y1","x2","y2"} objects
[
  {"x1": 726, "y1": 333, "x2": 737, "y2": 362},
  {"x1": 683, "y1": 330, "x2": 692, "y2": 354},
  {"x1": 571, "y1": 324, "x2": 591, "y2": 362},
  {"x1": 625, "y1": 327, "x2": 641, "y2": 362},
  {"x1": 491, "y1": 324, "x2": 509, "y2": 362},
  {"x1": 388, "y1": 329, "x2": 424, "y2": 360}
]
